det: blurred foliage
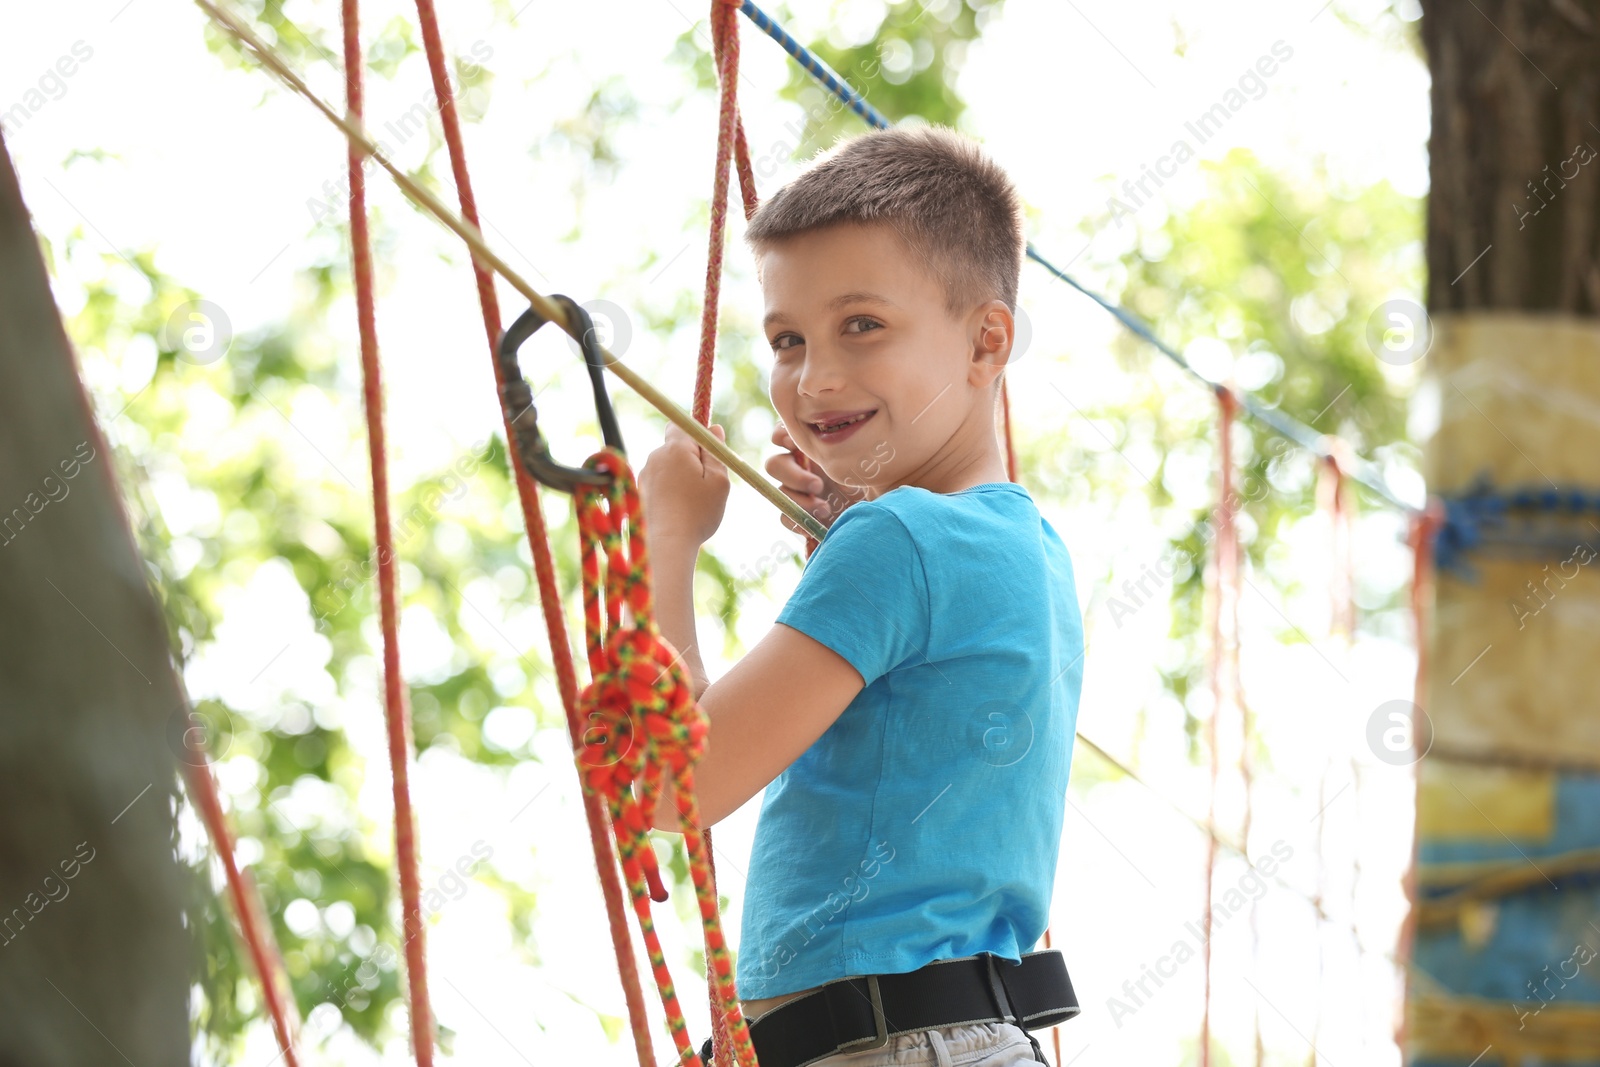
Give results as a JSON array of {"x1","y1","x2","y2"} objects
[
  {"x1": 45, "y1": 0, "x2": 1422, "y2": 1062},
  {"x1": 1089, "y1": 147, "x2": 1421, "y2": 761},
  {"x1": 673, "y1": 0, "x2": 1005, "y2": 138}
]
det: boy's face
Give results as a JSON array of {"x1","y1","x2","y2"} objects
[{"x1": 759, "y1": 221, "x2": 1010, "y2": 496}]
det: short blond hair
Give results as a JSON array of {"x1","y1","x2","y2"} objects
[{"x1": 744, "y1": 124, "x2": 1025, "y2": 318}]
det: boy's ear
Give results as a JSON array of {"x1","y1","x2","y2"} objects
[{"x1": 970, "y1": 299, "x2": 1013, "y2": 387}]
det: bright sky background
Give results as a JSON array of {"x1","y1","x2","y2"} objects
[{"x1": 3, "y1": 0, "x2": 1431, "y2": 1064}]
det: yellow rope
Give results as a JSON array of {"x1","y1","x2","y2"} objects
[{"x1": 192, "y1": 0, "x2": 828, "y2": 543}]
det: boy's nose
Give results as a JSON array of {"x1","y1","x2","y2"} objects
[{"x1": 795, "y1": 346, "x2": 848, "y2": 396}]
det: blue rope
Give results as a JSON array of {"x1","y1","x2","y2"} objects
[
  {"x1": 1433, "y1": 478, "x2": 1600, "y2": 580},
  {"x1": 736, "y1": 0, "x2": 1417, "y2": 516},
  {"x1": 736, "y1": 2, "x2": 891, "y2": 130}
]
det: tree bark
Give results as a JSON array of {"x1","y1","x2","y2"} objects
[
  {"x1": 0, "y1": 131, "x2": 191, "y2": 1062},
  {"x1": 1421, "y1": 0, "x2": 1600, "y2": 313},
  {"x1": 1412, "y1": 2, "x2": 1600, "y2": 1062}
]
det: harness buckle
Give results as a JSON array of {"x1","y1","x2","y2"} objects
[
  {"x1": 984, "y1": 953, "x2": 1019, "y2": 1025},
  {"x1": 860, "y1": 975, "x2": 890, "y2": 1051},
  {"x1": 829, "y1": 974, "x2": 889, "y2": 1053}
]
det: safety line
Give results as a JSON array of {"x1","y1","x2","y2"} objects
[
  {"x1": 403, "y1": 1, "x2": 663, "y2": 1062},
  {"x1": 735, "y1": 0, "x2": 1418, "y2": 516},
  {"x1": 341, "y1": 0, "x2": 434, "y2": 1060},
  {"x1": 696, "y1": 7, "x2": 756, "y2": 1065},
  {"x1": 182, "y1": 743, "x2": 303, "y2": 1066}
]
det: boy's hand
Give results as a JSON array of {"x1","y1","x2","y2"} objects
[
  {"x1": 766, "y1": 422, "x2": 865, "y2": 536},
  {"x1": 638, "y1": 422, "x2": 729, "y2": 547}
]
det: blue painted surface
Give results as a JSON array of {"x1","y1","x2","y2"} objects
[
  {"x1": 1414, "y1": 885, "x2": 1600, "y2": 1002},
  {"x1": 1415, "y1": 770, "x2": 1600, "y2": 1065}
]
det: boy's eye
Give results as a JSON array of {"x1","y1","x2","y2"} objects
[{"x1": 769, "y1": 317, "x2": 880, "y2": 353}]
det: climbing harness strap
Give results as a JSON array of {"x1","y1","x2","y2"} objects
[{"x1": 700, "y1": 951, "x2": 1079, "y2": 1067}]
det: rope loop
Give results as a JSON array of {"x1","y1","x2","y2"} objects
[
  {"x1": 568, "y1": 447, "x2": 757, "y2": 1067},
  {"x1": 574, "y1": 450, "x2": 708, "y2": 802}
]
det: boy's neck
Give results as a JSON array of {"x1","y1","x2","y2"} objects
[{"x1": 868, "y1": 450, "x2": 1009, "y2": 499}]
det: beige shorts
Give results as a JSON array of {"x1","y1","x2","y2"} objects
[{"x1": 802, "y1": 1021, "x2": 1045, "y2": 1067}]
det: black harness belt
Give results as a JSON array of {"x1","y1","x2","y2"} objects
[{"x1": 699, "y1": 950, "x2": 1079, "y2": 1067}]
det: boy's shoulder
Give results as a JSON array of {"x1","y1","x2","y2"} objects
[
  {"x1": 845, "y1": 481, "x2": 1036, "y2": 525},
  {"x1": 824, "y1": 481, "x2": 1041, "y2": 554}
]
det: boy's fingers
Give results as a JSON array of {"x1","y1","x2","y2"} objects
[
  {"x1": 767, "y1": 453, "x2": 824, "y2": 495},
  {"x1": 703, "y1": 428, "x2": 729, "y2": 477},
  {"x1": 780, "y1": 484, "x2": 832, "y2": 519}
]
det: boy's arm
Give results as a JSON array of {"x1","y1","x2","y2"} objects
[
  {"x1": 652, "y1": 534, "x2": 712, "y2": 698},
  {"x1": 634, "y1": 420, "x2": 863, "y2": 833},
  {"x1": 646, "y1": 609, "x2": 864, "y2": 834}
]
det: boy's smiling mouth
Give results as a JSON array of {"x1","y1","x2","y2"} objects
[{"x1": 805, "y1": 408, "x2": 877, "y2": 443}]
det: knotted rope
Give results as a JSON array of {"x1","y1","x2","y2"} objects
[{"x1": 573, "y1": 449, "x2": 758, "y2": 1067}]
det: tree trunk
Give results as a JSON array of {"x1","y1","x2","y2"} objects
[
  {"x1": 0, "y1": 131, "x2": 191, "y2": 1062},
  {"x1": 1412, "y1": 1, "x2": 1600, "y2": 1062},
  {"x1": 1423, "y1": 0, "x2": 1600, "y2": 313}
]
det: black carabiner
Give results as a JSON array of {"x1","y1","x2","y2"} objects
[{"x1": 497, "y1": 295, "x2": 626, "y2": 494}]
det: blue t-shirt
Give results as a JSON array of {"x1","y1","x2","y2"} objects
[{"x1": 735, "y1": 480, "x2": 1085, "y2": 1000}]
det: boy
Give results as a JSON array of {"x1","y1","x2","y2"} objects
[{"x1": 637, "y1": 124, "x2": 1085, "y2": 1067}]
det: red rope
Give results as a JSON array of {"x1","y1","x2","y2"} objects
[
  {"x1": 405, "y1": 4, "x2": 659, "y2": 1063},
  {"x1": 184, "y1": 754, "x2": 302, "y2": 1066},
  {"x1": 695, "y1": 0, "x2": 757, "y2": 427},
  {"x1": 1042, "y1": 926, "x2": 1061, "y2": 1067},
  {"x1": 1317, "y1": 447, "x2": 1356, "y2": 643},
  {"x1": 341, "y1": 2, "x2": 434, "y2": 1061},
  {"x1": 1232, "y1": 483, "x2": 1258, "y2": 1067},
  {"x1": 1200, "y1": 386, "x2": 1240, "y2": 1067},
  {"x1": 695, "y1": 7, "x2": 766, "y2": 1064},
  {"x1": 1311, "y1": 446, "x2": 1356, "y2": 1061},
  {"x1": 1397, "y1": 496, "x2": 1444, "y2": 1054},
  {"x1": 1001, "y1": 378, "x2": 1018, "y2": 483}
]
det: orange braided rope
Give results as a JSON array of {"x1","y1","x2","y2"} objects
[
  {"x1": 341, "y1": 2, "x2": 434, "y2": 1060},
  {"x1": 699, "y1": 6, "x2": 762, "y2": 1063},
  {"x1": 403, "y1": 3, "x2": 661, "y2": 1062},
  {"x1": 695, "y1": 0, "x2": 759, "y2": 428},
  {"x1": 1001, "y1": 379, "x2": 1018, "y2": 484},
  {"x1": 1318, "y1": 446, "x2": 1356, "y2": 643},
  {"x1": 573, "y1": 450, "x2": 758, "y2": 1067},
  {"x1": 1200, "y1": 385, "x2": 1241, "y2": 1067},
  {"x1": 182, "y1": 748, "x2": 302, "y2": 1066},
  {"x1": 1312, "y1": 445, "x2": 1357, "y2": 1058},
  {"x1": 1398, "y1": 497, "x2": 1445, "y2": 1053}
]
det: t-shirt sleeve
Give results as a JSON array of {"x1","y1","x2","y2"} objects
[{"x1": 775, "y1": 502, "x2": 931, "y2": 687}]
